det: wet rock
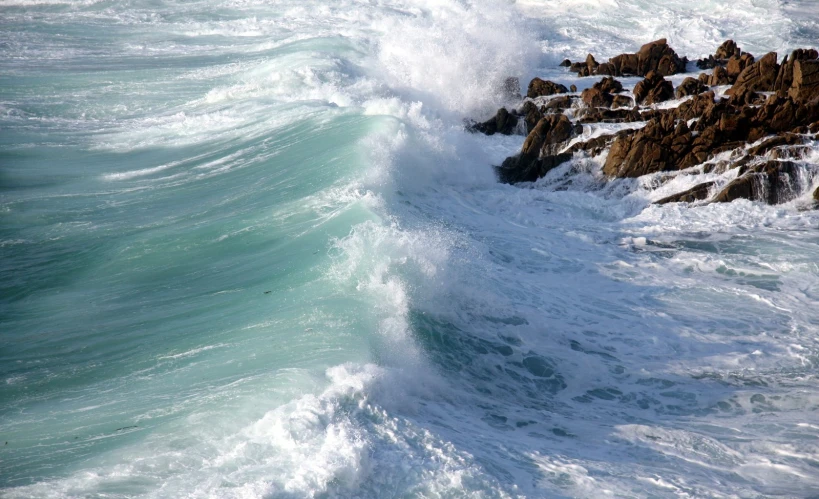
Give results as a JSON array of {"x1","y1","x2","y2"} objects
[
  {"x1": 527, "y1": 78, "x2": 569, "y2": 98},
  {"x1": 467, "y1": 107, "x2": 519, "y2": 136},
  {"x1": 675, "y1": 91, "x2": 716, "y2": 121},
  {"x1": 612, "y1": 94, "x2": 634, "y2": 109},
  {"x1": 814, "y1": 185, "x2": 819, "y2": 202},
  {"x1": 716, "y1": 40, "x2": 742, "y2": 60},
  {"x1": 726, "y1": 53, "x2": 755, "y2": 81},
  {"x1": 581, "y1": 87, "x2": 613, "y2": 108},
  {"x1": 675, "y1": 77, "x2": 709, "y2": 98},
  {"x1": 569, "y1": 39, "x2": 686, "y2": 78},
  {"x1": 774, "y1": 49, "x2": 819, "y2": 94},
  {"x1": 747, "y1": 133, "x2": 803, "y2": 157},
  {"x1": 594, "y1": 77, "x2": 624, "y2": 94},
  {"x1": 497, "y1": 114, "x2": 580, "y2": 183},
  {"x1": 543, "y1": 95, "x2": 576, "y2": 112},
  {"x1": 521, "y1": 101, "x2": 543, "y2": 134},
  {"x1": 603, "y1": 115, "x2": 698, "y2": 177},
  {"x1": 656, "y1": 182, "x2": 715, "y2": 204},
  {"x1": 634, "y1": 71, "x2": 674, "y2": 105},
  {"x1": 788, "y1": 59, "x2": 819, "y2": 103},
  {"x1": 728, "y1": 52, "x2": 779, "y2": 104},
  {"x1": 570, "y1": 84, "x2": 577, "y2": 92},
  {"x1": 709, "y1": 66, "x2": 731, "y2": 86},
  {"x1": 577, "y1": 107, "x2": 641, "y2": 123},
  {"x1": 560, "y1": 58, "x2": 572, "y2": 67},
  {"x1": 713, "y1": 160, "x2": 802, "y2": 204}
]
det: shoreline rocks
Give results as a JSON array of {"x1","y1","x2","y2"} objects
[{"x1": 469, "y1": 38, "x2": 819, "y2": 207}]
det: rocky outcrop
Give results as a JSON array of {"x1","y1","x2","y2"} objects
[
  {"x1": 696, "y1": 40, "x2": 743, "y2": 69},
  {"x1": 656, "y1": 182, "x2": 715, "y2": 204},
  {"x1": 527, "y1": 78, "x2": 569, "y2": 98},
  {"x1": 727, "y1": 52, "x2": 778, "y2": 104},
  {"x1": 773, "y1": 49, "x2": 818, "y2": 94},
  {"x1": 714, "y1": 161, "x2": 802, "y2": 204},
  {"x1": 496, "y1": 114, "x2": 581, "y2": 183},
  {"x1": 467, "y1": 108, "x2": 519, "y2": 135},
  {"x1": 595, "y1": 77, "x2": 624, "y2": 94},
  {"x1": 568, "y1": 38, "x2": 686, "y2": 78},
  {"x1": 676, "y1": 77, "x2": 708, "y2": 98},
  {"x1": 708, "y1": 66, "x2": 731, "y2": 86},
  {"x1": 634, "y1": 71, "x2": 674, "y2": 105},
  {"x1": 788, "y1": 59, "x2": 819, "y2": 103},
  {"x1": 581, "y1": 87, "x2": 612, "y2": 108}
]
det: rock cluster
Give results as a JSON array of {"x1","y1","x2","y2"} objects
[{"x1": 470, "y1": 38, "x2": 819, "y2": 206}]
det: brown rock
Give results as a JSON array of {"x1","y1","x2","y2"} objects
[
  {"x1": 747, "y1": 133, "x2": 803, "y2": 157},
  {"x1": 788, "y1": 59, "x2": 819, "y2": 103},
  {"x1": 728, "y1": 52, "x2": 779, "y2": 104},
  {"x1": 709, "y1": 66, "x2": 731, "y2": 86},
  {"x1": 612, "y1": 94, "x2": 634, "y2": 109},
  {"x1": 676, "y1": 77, "x2": 708, "y2": 98},
  {"x1": 527, "y1": 78, "x2": 569, "y2": 98},
  {"x1": 497, "y1": 114, "x2": 581, "y2": 183},
  {"x1": 714, "y1": 160, "x2": 802, "y2": 204},
  {"x1": 675, "y1": 91, "x2": 716, "y2": 121},
  {"x1": 581, "y1": 87, "x2": 613, "y2": 108},
  {"x1": 521, "y1": 101, "x2": 543, "y2": 133},
  {"x1": 656, "y1": 182, "x2": 715, "y2": 204},
  {"x1": 774, "y1": 49, "x2": 818, "y2": 93},
  {"x1": 570, "y1": 84, "x2": 578, "y2": 92},
  {"x1": 594, "y1": 77, "x2": 624, "y2": 94},
  {"x1": 542, "y1": 95, "x2": 576, "y2": 112},
  {"x1": 577, "y1": 107, "x2": 641, "y2": 123},
  {"x1": 715, "y1": 40, "x2": 742, "y2": 60},
  {"x1": 560, "y1": 59, "x2": 572, "y2": 67},
  {"x1": 726, "y1": 53, "x2": 755, "y2": 80},
  {"x1": 634, "y1": 71, "x2": 674, "y2": 105}
]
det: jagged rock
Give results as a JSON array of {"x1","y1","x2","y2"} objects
[
  {"x1": 603, "y1": 114, "x2": 698, "y2": 177},
  {"x1": 656, "y1": 182, "x2": 715, "y2": 204},
  {"x1": 543, "y1": 95, "x2": 576, "y2": 112},
  {"x1": 728, "y1": 52, "x2": 778, "y2": 104},
  {"x1": 716, "y1": 40, "x2": 742, "y2": 60},
  {"x1": 560, "y1": 59, "x2": 572, "y2": 67},
  {"x1": 714, "y1": 160, "x2": 801, "y2": 204},
  {"x1": 726, "y1": 53, "x2": 755, "y2": 81},
  {"x1": 774, "y1": 49, "x2": 819, "y2": 94},
  {"x1": 675, "y1": 91, "x2": 716, "y2": 121},
  {"x1": 570, "y1": 39, "x2": 686, "y2": 77},
  {"x1": 612, "y1": 95, "x2": 634, "y2": 109},
  {"x1": 527, "y1": 78, "x2": 569, "y2": 98},
  {"x1": 696, "y1": 56, "x2": 719, "y2": 70},
  {"x1": 747, "y1": 133, "x2": 803, "y2": 157},
  {"x1": 468, "y1": 108, "x2": 519, "y2": 136},
  {"x1": 788, "y1": 59, "x2": 819, "y2": 103},
  {"x1": 709, "y1": 66, "x2": 731, "y2": 86},
  {"x1": 594, "y1": 77, "x2": 624, "y2": 94},
  {"x1": 497, "y1": 114, "x2": 580, "y2": 183},
  {"x1": 521, "y1": 101, "x2": 543, "y2": 133},
  {"x1": 581, "y1": 87, "x2": 613, "y2": 107},
  {"x1": 596, "y1": 62, "x2": 616, "y2": 76},
  {"x1": 570, "y1": 84, "x2": 577, "y2": 92},
  {"x1": 676, "y1": 77, "x2": 708, "y2": 98},
  {"x1": 577, "y1": 107, "x2": 641, "y2": 123},
  {"x1": 565, "y1": 134, "x2": 621, "y2": 156},
  {"x1": 634, "y1": 71, "x2": 674, "y2": 105}
]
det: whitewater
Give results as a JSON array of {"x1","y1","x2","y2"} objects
[{"x1": 1, "y1": 0, "x2": 818, "y2": 497}]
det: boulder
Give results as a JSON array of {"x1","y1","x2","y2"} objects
[
  {"x1": 714, "y1": 160, "x2": 802, "y2": 204},
  {"x1": 497, "y1": 114, "x2": 581, "y2": 183},
  {"x1": 609, "y1": 38, "x2": 686, "y2": 77},
  {"x1": 577, "y1": 107, "x2": 641, "y2": 123},
  {"x1": 612, "y1": 94, "x2": 634, "y2": 109},
  {"x1": 634, "y1": 71, "x2": 674, "y2": 105},
  {"x1": 656, "y1": 182, "x2": 715, "y2": 204},
  {"x1": 676, "y1": 77, "x2": 708, "y2": 98},
  {"x1": 726, "y1": 53, "x2": 755, "y2": 81},
  {"x1": 788, "y1": 59, "x2": 819, "y2": 103},
  {"x1": 560, "y1": 59, "x2": 572, "y2": 67},
  {"x1": 581, "y1": 87, "x2": 613, "y2": 107},
  {"x1": 527, "y1": 78, "x2": 569, "y2": 98},
  {"x1": 775, "y1": 49, "x2": 819, "y2": 94},
  {"x1": 594, "y1": 77, "x2": 624, "y2": 94},
  {"x1": 728, "y1": 52, "x2": 779, "y2": 104},
  {"x1": 709, "y1": 66, "x2": 731, "y2": 86},
  {"x1": 543, "y1": 95, "x2": 576, "y2": 112},
  {"x1": 570, "y1": 84, "x2": 578, "y2": 92},
  {"x1": 716, "y1": 40, "x2": 742, "y2": 60},
  {"x1": 467, "y1": 107, "x2": 519, "y2": 135}
]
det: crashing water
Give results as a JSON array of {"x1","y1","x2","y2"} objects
[{"x1": 1, "y1": 0, "x2": 819, "y2": 497}]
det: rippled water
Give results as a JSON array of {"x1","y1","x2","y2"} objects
[{"x1": 2, "y1": 0, "x2": 819, "y2": 497}]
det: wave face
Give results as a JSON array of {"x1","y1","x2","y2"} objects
[{"x1": 2, "y1": 0, "x2": 819, "y2": 497}]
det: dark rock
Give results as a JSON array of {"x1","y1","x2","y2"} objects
[
  {"x1": 709, "y1": 66, "x2": 731, "y2": 86},
  {"x1": 747, "y1": 133, "x2": 803, "y2": 157},
  {"x1": 594, "y1": 77, "x2": 624, "y2": 94},
  {"x1": 581, "y1": 87, "x2": 613, "y2": 108},
  {"x1": 713, "y1": 160, "x2": 802, "y2": 204},
  {"x1": 676, "y1": 77, "x2": 709, "y2": 98},
  {"x1": 634, "y1": 71, "x2": 674, "y2": 105},
  {"x1": 716, "y1": 40, "x2": 742, "y2": 60},
  {"x1": 608, "y1": 38, "x2": 686, "y2": 77},
  {"x1": 676, "y1": 91, "x2": 716, "y2": 121},
  {"x1": 527, "y1": 78, "x2": 569, "y2": 98},
  {"x1": 565, "y1": 134, "x2": 620, "y2": 156},
  {"x1": 696, "y1": 56, "x2": 719, "y2": 70},
  {"x1": 577, "y1": 107, "x2": 641, "y2": 123},
  {"x1": 774, "y1": 49, "x2": 819, "y2": 94},
  {"x1": 521, "y1": 101, "x2": 543, "y2": 134},
  {"x1": 726, "y1": 53, "x2": 755, "y2": 81},
  {"x1": 728, "y1": 52, "x2": 778, "y2": 104},
  {"x1": 560, "y1": 59, "x2": 572, "y2": 67},
  {"x1": 603, "y1": 114, "x2": 698, "y2": 177},
  {"x1": 497, "y1": 114, "x2": 580, "y2": 183},
  {"x1": 543, "y1": 95, "x2": 576, "y2": 112},
  {"x1": 612, "y1": 94, "x2": 634, "y2": 109},
  {"x1": 656, "y1": 182, "x2": 715, "y2": 204},
  {"x1": 814, "y1": 185, "x2": 819, "y2": 202},
  {"x1": 467, "y1": 108, "x2": 519, "y2": 136},
  {"x1": 570, "y1": 84, "x2": 577, "y2": 92}
]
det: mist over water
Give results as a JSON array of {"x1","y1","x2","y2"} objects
[{"x1": 2, "y1": 0, "x2": 819, "y2": 497}]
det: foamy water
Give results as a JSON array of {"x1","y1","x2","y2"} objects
[{"x1": 2, "y1": 0, "x2": 818, "y2": 497}]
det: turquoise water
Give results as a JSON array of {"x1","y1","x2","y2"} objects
[{"x1": 3, "y1": 0, "x2": 819, "y2": 497}]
